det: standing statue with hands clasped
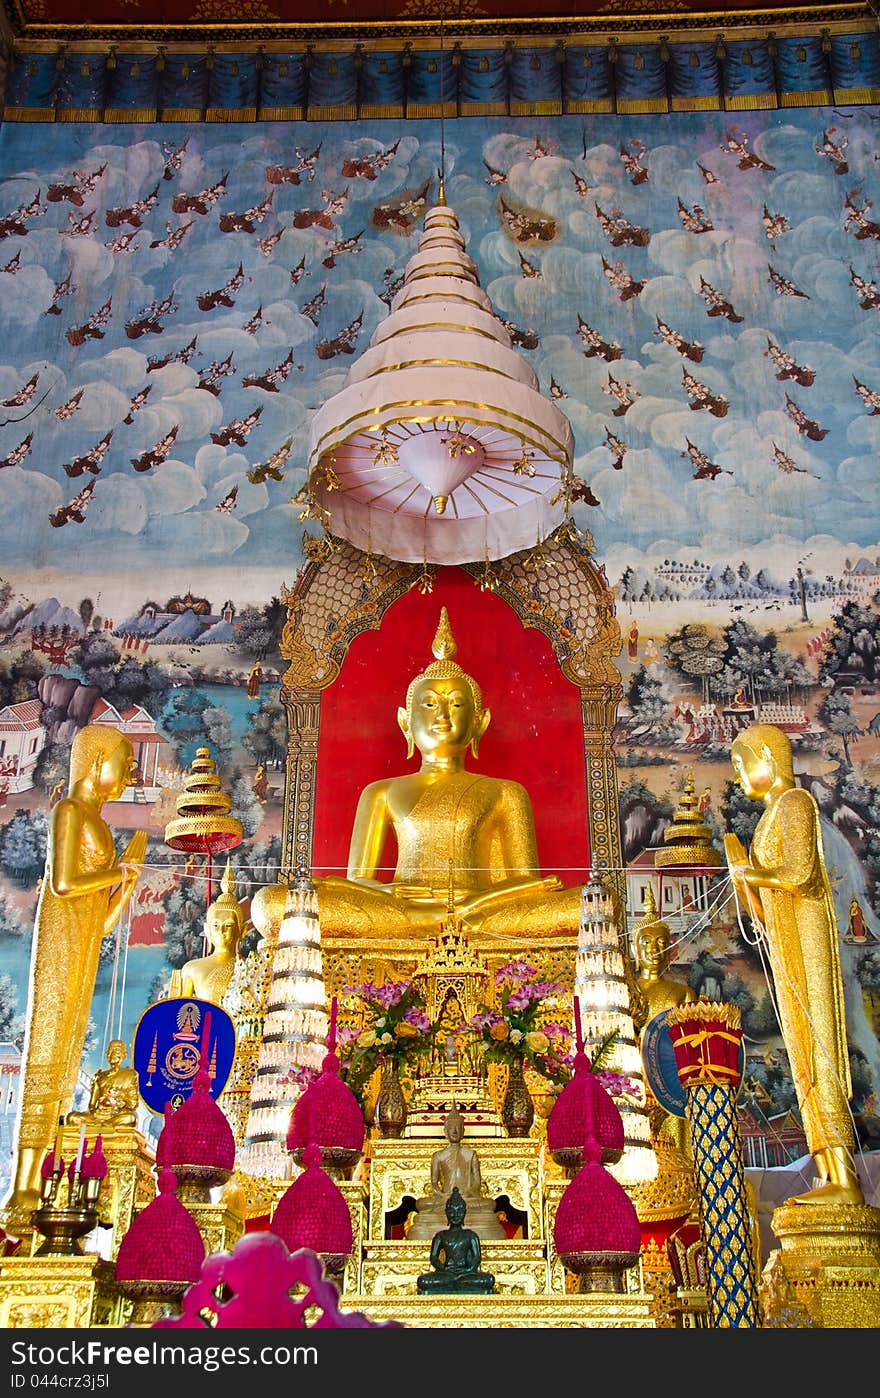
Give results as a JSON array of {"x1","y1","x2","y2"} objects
[
  {"x1": 725, "y1": 722, "x2": 863, "y2": 1206},
  {"x1": 3, "y1": 724, "x2": 147, "y2": 1224}
]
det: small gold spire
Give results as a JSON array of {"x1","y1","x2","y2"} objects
[
  {"x1": 437, "y1": 172, "x2": 446, "y2": 206},
  {"x1": 432, "y1": 606, "x2": 457, "y2": 661},
  {"x1": 433, "y1": 494, "x2": 448, "y2": 515}
]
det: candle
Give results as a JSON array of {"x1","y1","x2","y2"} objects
[{"x1": 73, "y1": 1124, "x2": 86, "y2": 1177}]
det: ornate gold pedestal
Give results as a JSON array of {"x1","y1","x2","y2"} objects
[
  {"x1": 764, "y1": 1200, "x2": 880, "y2": 1328},
  {"x1": 184, "y1": 1200, "x2": 246, "y2": 1259},
  {"x1": 345, "y1": 1291, "x2": 655, "y2": 1328},
  {"x1": 368, "y1": 1136, "x2": 542, "y2": 1241},
  {"x1": 0, "y1": 1253, "x2": 124, "y2": 1329}
]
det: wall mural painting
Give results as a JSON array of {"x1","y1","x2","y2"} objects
[{"x1": 0, "y1": 111, "x2": 877, "y2": 1179}]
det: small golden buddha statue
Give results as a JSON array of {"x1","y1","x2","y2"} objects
[
  {"x1": 408, "y1": 1104, "x2": 506, "y2": 1242},
  {"x1": 169, "y1": 860, "x2": 246, "y2": 1004},
  {"x1": 69, "y1": 1039, "x2": 139, "y2": 1128},
  {"x1": 251, "y1": 607, "x2": 581, "y2": 946},
  {"x1": 725, "y1": 722, "x2": 863, "y2": 1206}
]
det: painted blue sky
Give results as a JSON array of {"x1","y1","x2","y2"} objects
[{"x1": 0, "y1": 110, "x2": 877, "y2": 587}]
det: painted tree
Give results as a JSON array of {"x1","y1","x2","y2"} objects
[
  {"x1": 229, "y1": 769, "x2": 264, "y2": 839},
  {"x1": 0, "y1": 649, "x2": 44, "y2": 707},
  {"x1": 0, "y1": 808, "x2": 47, "y2": 887},
  {"x1": 819, "y1": 690, "x2": 862, "y2": 765},
  {"x1": 202, "y1": 705, "x2": 235, "y2": 770},
  {"x1": 626, "y1": 664, "x2": 668, "y2": 725},
  {"x1": 820, "y1": 597, "x2": 880, "y2": 688},
  {"x1": 235, "y1": 604, "x2": 280, "y2": 660},
  {"x1": 716, "y1": 619, "x2": 812, "y2": 703},
  {"x1": 0, "y1": 972, "x2": 23, "y2": 1044},
  {"x1": 242, "y1": 696, "x2": 288, "y2": 769},
  {"x1": 721, "y1": 778, "x2": 762, "y2": 850},
  {"x1": 110, "y1": 654, "x2": 171, "y2": 718},
  {"x1": 0, "y1": 892, "x2": 26, "y2": 939},
  {"x1": 664, "y1": 622, "x2": 726, "y2": 702},
  {"x1": 32, "y1": 741, "x2": 71, "y2": 795},
  {"x1": 162, "y1": 879, "x2": 208, "y2": 969}
]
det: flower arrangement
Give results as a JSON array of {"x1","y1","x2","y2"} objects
[
  {"x1": 339, "y1": 979, "x2": 434, "y2": 1104},
  {"x1": 469, "y1": 960, "x2": 571, "y2": 1086}
]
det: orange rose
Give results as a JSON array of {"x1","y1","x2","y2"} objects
[
  {"x1": 489, "y1": 1021, "x2": 509, "y2": 1042},
  {"x1": 394, "y1": 1021, "x2": 418, "y2": 1039}
]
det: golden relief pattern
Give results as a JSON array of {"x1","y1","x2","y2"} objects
[{"x1": 189, "y1": 0, "x2": 282, "y2": 19}]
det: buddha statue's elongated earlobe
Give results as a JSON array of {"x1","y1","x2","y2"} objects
[
  {"x1": 469, "y1": 706, "x2": 491, "y2": 759},
  {"x1": 397, "y1": 706, "x2": 414, "y2": 760}
]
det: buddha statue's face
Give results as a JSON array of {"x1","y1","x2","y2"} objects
[
  {"x1": 106, "y1": 1041, "x2": 126, "y2": 1069},
  {"x1": 446, "y1": 1194, "x2": 466, "y2": 1226},
  {"x1": 731, "y1": 743, "x2": 773, "y2": 800},
  {"x1": 445, "y1": 1112, "x2": 464, "y2": 1144},
  {"x1": 637, "y1": 926, "x2": 671, "y2": 977},
  {"x1": 207, "y1": 907, "x2": 242, "y2": 955},
  {"x1": 96, "y1": 738, "x2": 137, "y2": 802},
  {"x1": 404, "y1": 676, "x2": 485, "y2": 763}
]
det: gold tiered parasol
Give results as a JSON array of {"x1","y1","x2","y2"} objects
[{"x1": 164, "y1": 746, "x2": 243, "y2": 904}]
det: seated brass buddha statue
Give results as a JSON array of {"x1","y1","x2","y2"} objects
[{"x1": 252, "y1": 608, "x2": 582, "y2": 946}]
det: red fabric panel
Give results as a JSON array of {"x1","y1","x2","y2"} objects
[{"x1": 312, "y1": 566, "x2": 589, "y2": 885}]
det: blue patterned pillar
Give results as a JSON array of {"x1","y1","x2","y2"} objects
[{"x1": 667, "y1": 1003, "x2": 760, "y2": 1328}]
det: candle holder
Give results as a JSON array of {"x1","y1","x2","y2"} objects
[
  {"x1": 31, "y1": 1137, "x2": 108, "y2": 1257},
  {"x1": 31, "y1": 1201, "x2": 100, "y2": 1257}
]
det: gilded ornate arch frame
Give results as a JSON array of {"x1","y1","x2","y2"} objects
[{"x1": 276, "y1": 530, "x2": 626, "y2": 911}]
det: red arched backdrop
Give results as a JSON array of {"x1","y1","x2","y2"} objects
[{"x1": 312, "y1": 567, "x2": 590, "y2": 884}]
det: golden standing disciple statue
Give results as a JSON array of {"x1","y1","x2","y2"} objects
[
  {"x1": 251, "y1": 608, "x2": 582, "y2": 946},
  {"x1": 725, "y1": 723, "x2": 863, "y2": 1206},
  {"x1": 168, "y1": 859, "x2": 245, "y2": 1004},
  {"x1": 3, "y1": 725, "x2": 147, "y2": 1221}
]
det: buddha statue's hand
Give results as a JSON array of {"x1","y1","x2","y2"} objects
[
  {"x1": 121, "y1": 829, "x2": 148, "y2": 872},
  {"x1": 458, "y1": 874, "x2": 562, "y2": 914},
  {"x1": 105, "y1": 829, "x2": 148, "y2": 934},
  {"x1": 390, "y1": 883, "x2": 439, "y2": 904},
  {"x1": 723, "y1": 834, "x2": 764, "y2": 924}
]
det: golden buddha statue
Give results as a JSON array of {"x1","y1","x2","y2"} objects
[
  {"x1": 725, "y1": 722, "x2": 863, "y2": 1206},
  {"x1": 408, "y1": 1104, "x2": 506, "y2": 1242},
  {"x1": 252, "y1": 607, "x2": 581, "y2": 946},
  {"x1": 168, "y1": 859, "x2": 245, "y2": 1004},
  {"x1": 3, "y1": 724, "x2": 147, "y2": 1223},
  {"x1": 68, "y1": 1038, "x2": 139, "y2": 1128}
]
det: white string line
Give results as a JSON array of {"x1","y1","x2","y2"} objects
[
  {"x1": 730, "y1": 874, "x2": 865, "y2": 1172},
  {"x1": 117, "y1": 897, "x2": 132, "y2": 1042},
  {"x1": 100, "y1": 903, "x2": 126, "y2": 1065}
]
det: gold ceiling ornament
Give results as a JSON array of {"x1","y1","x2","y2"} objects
[
  {"x1": 415, "y1": 562, "x2": 435, "y2": 596},
  {"x1": 442, "y1": 421, "x2": 479, "y2": 460},
  {"x1": 511, "y1": 445, "x2": 537, "y2": 477},
  {"x1": 477, "y1": 541, "x2": 498, "y2": 593},
  {"x1": 302, "y1": 527, "x2": 337, "y2": 563},
  {"x1": 370, "y1": 426, "x2": 400, "y2": 469},
  {"x1": 305, "y1": 197, "x2": 575, "y2": 565},
  {"x1": 523, "y1": 534, "x2": 555, "y2": 574}
]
